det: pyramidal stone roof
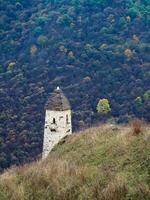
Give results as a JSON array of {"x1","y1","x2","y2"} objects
[{"x1": 46, "y1": 87, "x2": 71, "y2": 111}]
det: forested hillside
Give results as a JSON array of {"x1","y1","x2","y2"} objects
[{"x1": 0, "y1": 0, "x2": 150, "y2": 171}]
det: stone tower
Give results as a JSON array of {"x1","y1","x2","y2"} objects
[{"x1": 42, "y1": 87, "x2": 72, "y2": 159}]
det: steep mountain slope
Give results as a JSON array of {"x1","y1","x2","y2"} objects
[
  {"x1": 0, "y1": 125, "x2": 150, "y2": 200},
  {"x1": 0, "y1": 0, "x2": 150, "y2": 170}
]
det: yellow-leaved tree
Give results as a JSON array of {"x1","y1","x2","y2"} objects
[{"x1": 97, "y1": 98, "x2": 111, "y2": 113}]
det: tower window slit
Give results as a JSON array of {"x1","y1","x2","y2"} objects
[
  {"x1": 53, "y1": 118, "x2": 56, "y2": 124},
  {"x1": 66, "y1": 115, "x2": 69, "y2": 124},
  {"x1": 51, "y1": 128, "x2": 56, "y2": 132}
]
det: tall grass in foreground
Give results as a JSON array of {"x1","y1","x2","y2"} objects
[{"x1": 0, "y1": 124, "x2": 150, "y2": 200}]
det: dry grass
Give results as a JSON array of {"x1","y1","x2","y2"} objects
[
  {"x1": 0, "y1": 158, "x2": 92, "y2": 200},
  {"x1": 0, "y1": 124, "x2": 149, "y2": 200},
  {"x1": 0, "y1": 167, "x2": 25, "y2": 200},
  {"x1": 92, "y1": 175, "x2": 128, "y2": 200}
]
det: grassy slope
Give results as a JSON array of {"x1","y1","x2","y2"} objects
[
  {"x1": 0, "y1": 124, "x2": 150, "y2": 200},
  {"x1": 1, "y1": 0, "x2": 150, "y2": 171}
]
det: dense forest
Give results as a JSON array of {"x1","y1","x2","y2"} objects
[{"x1": 0, "y1": 0, "x2": 150, "y2": 171}]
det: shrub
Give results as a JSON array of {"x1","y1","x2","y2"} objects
[{"x1": 130, "y1": 118, "x2": 146, "y2": 135}]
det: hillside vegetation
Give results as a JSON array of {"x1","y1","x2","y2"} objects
[
  {"x1": 0, "y1": 0, "x2": 150, "y2": 170},
  {"x1": 0, "y1": 124, "x2": 150, "y2": 200}
]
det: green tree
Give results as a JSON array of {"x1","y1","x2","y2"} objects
[
  {"x1": 68, "y1": 51, "x2": 75, "y2": 61},
  {"x1": 30, "y1": 45, "x2": 38, "y2": 56},
  {"x1": 36, "y1": 16, "x2": 48, "y2": 26},
  {"x1": 124, "y1": 48, "x2": 133, "y2": 58},
  {"x1": 32, "y1": 26, "x2": 42, "y2": 36},
  {"x1": 57, "y1": 14, "x2": 72, "y2": 26},
  {"x1": 37, "y1": 35, "x2": 48, "y2": 46},
  {"x1": 97, "y1": 99, "x2": 111, "y2": 113},
  {"x1": 135, "y1": 97, "x2": 142, "y2": 106},
  {"x1": 0, "y1": 65, "x2": 3, "y2": 73},
  {"x1": 128, "y1": 7, "x2": 139, "y2": 18},
  {"x1": 7, "y1": 62, "x2": 16, "y2": 71},
  {"x1": 143, "y1": 90, "x2": 150, "y2": 101}
]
